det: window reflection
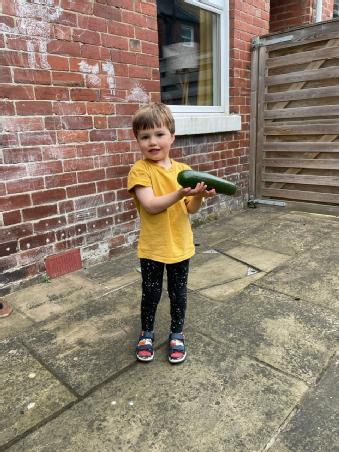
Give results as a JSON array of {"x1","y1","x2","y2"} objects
[{"x1": 157, "y1": 0, "x2": 220, "y2": 106}]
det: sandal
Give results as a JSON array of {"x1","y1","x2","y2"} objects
[
  {"x1": 168, "y1": 332, "x2": 186, "y2": 364},
  {"x1": 136, "y1": 331, "x2": 154, "y2": 362}
]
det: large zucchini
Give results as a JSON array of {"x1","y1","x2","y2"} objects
[{"x1": 177, "y1": 170, "x2": 236, "y2": 196}]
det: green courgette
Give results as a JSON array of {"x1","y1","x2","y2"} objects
[{"x1": 177, "y1": 170, "x2": 236, "y2": 196}]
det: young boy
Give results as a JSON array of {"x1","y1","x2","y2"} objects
[{"x1": 128, "y1": 103, "x2": 215, "y2": 364}]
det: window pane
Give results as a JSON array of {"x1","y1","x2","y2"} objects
[
  {"x1": 157, "y1": 0, "x2": 220, "y2": 106},
  {"x1": 334, "y1": 1, "x2": 339, "y2": 18}
]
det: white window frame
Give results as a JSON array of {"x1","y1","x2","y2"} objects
[{"x1": 161, "y1": 0, "x2": 241, "y2": 135}]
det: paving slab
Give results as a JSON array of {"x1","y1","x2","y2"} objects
[
  {"x1": 0, "y1": 338, "x2": 76, "y2": 449},
  {"x1": 271, "y1": 353, "x2": 339, "y2": 452},
  {"x1": 188, "y1": 252, "x2": 249, "y2": 290},
  {"x1": 5, "y1": 272, "x2": 101, "y2": 323},
  {"x1": 257, "y1": 238, "x2": 339, "y2": 312},
  {"x1": 222, "y1": 213, "x2": 338, "y2": 256},
  {"x1": 19, "y1": 282, "x2": 172, "y2": 396},
  {"x1": 193, "y1": 207, "x2": 283, "y2": 248},
  {"x1": 188, "y1": 286, "x2": 338, "y2": 384},
  {"x1": 216, "y1": 244, "x2": 291, "y2": 272},
  {"x1": 82, "y1": 251, "x2": 140, "y2": 290},
  {"x1": 9, "y1": 331, "x2": 307, "y2": 452},
  {"x1": 0, "y1": 310, "x2": 33, "y2": 341},
  {"x1": 199, "y1": 272, "x2": 264, "y2": 302}
]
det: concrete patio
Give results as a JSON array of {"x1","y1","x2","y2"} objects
[{"x1": 1, "y1": 206, "x2": 338, "y2": 451}]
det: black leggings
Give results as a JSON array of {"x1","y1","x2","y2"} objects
[{"x1": 140, "y1": 258, "x2": 189, "y2": 334}]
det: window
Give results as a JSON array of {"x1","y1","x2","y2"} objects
[
  {"x1": 156, "y1": 0, "x2": 240, "y2": 135},
  {"x1": 334, "y1": 1, "x2": 339, "y2": 18}
]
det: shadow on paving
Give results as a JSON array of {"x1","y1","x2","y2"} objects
[{"x1": 1, "y1": 207, "x2": 338, "y2": 451}]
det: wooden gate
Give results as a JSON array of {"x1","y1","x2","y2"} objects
[{"x1": 250, "y1": 19, "x2": 339, "y2": 214}]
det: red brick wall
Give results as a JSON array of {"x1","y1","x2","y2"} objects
[
  {"x1": 0, "y1": 0, "x2": 271, "y2": 293},
  {"x1": 270, "y1": 0, "x2": 334, "y2": 32}
]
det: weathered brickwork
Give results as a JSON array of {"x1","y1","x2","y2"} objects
[
  {"x1": 270, "y1": 0, "x2": 334, "y2": 32},
  {"x1": 0, "y1": 0, "x2": 332, "y2": 291}
]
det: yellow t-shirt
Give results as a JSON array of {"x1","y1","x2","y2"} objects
[{"x1": 127, "y1": 159, "x2": 195, "y2": 264}]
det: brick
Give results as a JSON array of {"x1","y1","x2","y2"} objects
[
  {"x1": 0, "y1": 194, "x2": 31, "y2": 212},
  {"x1": 16, "y1": 101, "x2": 53, "y2": 116},
  {"x1": 53, "y1": 24, "x2": 72, "y2": 41},
  {"x1": 59, "y1": 199, "x2": 74, "y2": 213},
  {"x1": 121, "y1": 10, "x2": 147, "y2": 27},
  {"x1": 96, "y1": 179, "x2": 122, "y2": 192},
  {"x1": 80, "y1": 44, "x2": 110, "y2": 60},
  {"x1": 47, "y1": 55, "x2": 69, "y2": 71},
  {"x1": 66, "y1": 183, "x2": 96, "y2": 198},
  {"x1": 3, "y1": 210, "x2": 22, "y2": 225},
  {"x1": 19, "y1": 232, "x2": 55, "y2": 251},
  {"x1": 32, "y1": 189, "x2": 66, "y2": 206},
  {"x1": 42, "y1": 145, "x2": 77, "y2": 160},
  {"x1": 0, "y1": 223, "x2": 33, "y2": 244},
  {"x1": 87, "y1": 102, "x2": 115, "y2": 115},
  {"x1": 34, "y1": 216, "x2": 67, "y2": 233},
  {"x1": 88, "y1": 216, "x2": 113, "y2": 231},
  {"x1": 3, "y1": 147, "x2": 42, "y2": 164},
  {"x1": 71, "y1": 89, "x2": 100, "y2": 102},
  {"x1": 2, "y1": 118, "x2": 44, "y2": 133},
  {"x1": 106, "y1": 165, "x2": 129, "y2": 178},
  {"x1": 13, "y1": 69, "x2": 51, "y2": 85},
  {"x1": 77, "y1": 169, "x2": 105, "y2": 183},
  {"x1": 61, "y1": 116, "x2": 93, "y2": 130},
  {"x1": 53, "y1": 101, "x2": 87, "y2": 115},
  {"x1": 76, "y1": 143, "x2": 105, "y2": 157},
  {"x1": 27, "y1": 161, "x2": 63, "y2": 177},
  {"x1": 48, "y1": 40, "x2": 81, "y2": 57},
  {"x1": 0, "y1": 85, "x2": 34, "y2": 100},
  {"x1": 0, "y1": 101, "x2": 14, "y2": 116},
  {"x1": 0, "y1": 66, "x2": 12, "y2": 83},
  {"x1": 45, "y1": 116, "x2": 62, "y2": 130},
  {"x1": 106, "y1": 141, "x2": 131, "y2": 153},
  {"x1": 60, "y1": 0, "x2": 94, "y2": 14},
  {"x1": 93, "y1": 3, "x2": 122, "y2": 20},
  {"x1": 1, "y1": 165, "x2": 27, "y2": 181},
  {"x1": 117, "y1": 129, "x2": 134, "y2": 140},
  {"x1": 107, "y1": 21, "x2": 134, "y2": 37},
  {"x1": 0, "y1": 50, "x2": 28, "y2": 68},
  {"x1": 6, "y1": 178, "x2": 44, "y2": 196},
  {"x1": 52, "y1": 72, "x2": 84, "y2": 87},
  {"x1": 0, "y1": 133, "x2": 18, "y2": 147},
  {"x1": 63, "y1": 158, "x2": 94, "y2": 172},
  {"x1": 78, "y1": 15, "x2": 107, "y2": 33},
  {"x1": 20, "y1": 132, "x2": 56, "y2": 147},
  {"x1": 90, "y1": 129, "x2": 117, "y2": 142},
  {"x1": 0, "y1": 263, "x2": 39, "y2": 285},
  {"x1": 101, "y1": 33, "x2": 129, "y2": 50},
  {"x1": 22, "y1": 205, "x2": 58, "y2": 221},
  {"x1": 45, "y1": 172, "x2": 77, "y2": 189},
  {"x1": 94, "y1": 116, "x2": 107, "y2": 129},
  {"x1": 74, "y1": 194, "x2": 103, "y2": 211},
  {"x1": 55, "y1": 10, "x2": 78, "y2": 27},
  {"x1": 35, "y1": 86, "x2": 70, "y2": 101},
  {"x1": 95, "y1": 154, "x2": 121, "y2": 168},
  {"x1": 107, "y1": 115, "x2": 131, "y2": 128},
  {"x1": 73, "y1": 29, "x2": 101, "y2": 46},
  {"x1": 57, "y1": 130, "x2": 89, "y2": 143}
]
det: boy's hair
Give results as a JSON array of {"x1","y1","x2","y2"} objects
[{"x1": 132, "y1": 102, "x2": 175, "y2": 138}]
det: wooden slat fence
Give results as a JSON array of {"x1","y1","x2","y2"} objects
[{"x1": 250, "y1": 19, "x2": 339, "y2": 212}]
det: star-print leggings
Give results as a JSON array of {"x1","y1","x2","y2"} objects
[{"x1": 140, "y1": 258, "x2": 189, "y2": 334}]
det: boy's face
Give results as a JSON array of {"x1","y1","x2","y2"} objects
[{"x1": 136, "y1": 125, "x2": 175, "y2": 166}]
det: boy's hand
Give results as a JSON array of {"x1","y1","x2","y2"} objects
[{"x1": 180, "y1": 182, "x2": 216, "y2": 198}]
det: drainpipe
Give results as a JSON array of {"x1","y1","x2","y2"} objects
[{"x1": 315, "y1": 0, "x2": 323, "y2": 22}]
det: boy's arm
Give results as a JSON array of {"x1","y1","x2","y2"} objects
[
  {"x1": 134, "y1": 185, "x2": 186, "y2": 214},
  {"x1": 134, "y1": 183, "x2": 215, "y2": 215},
  {"x1": 185, "y1": 188, "x2": 216, "y2": 214}
]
